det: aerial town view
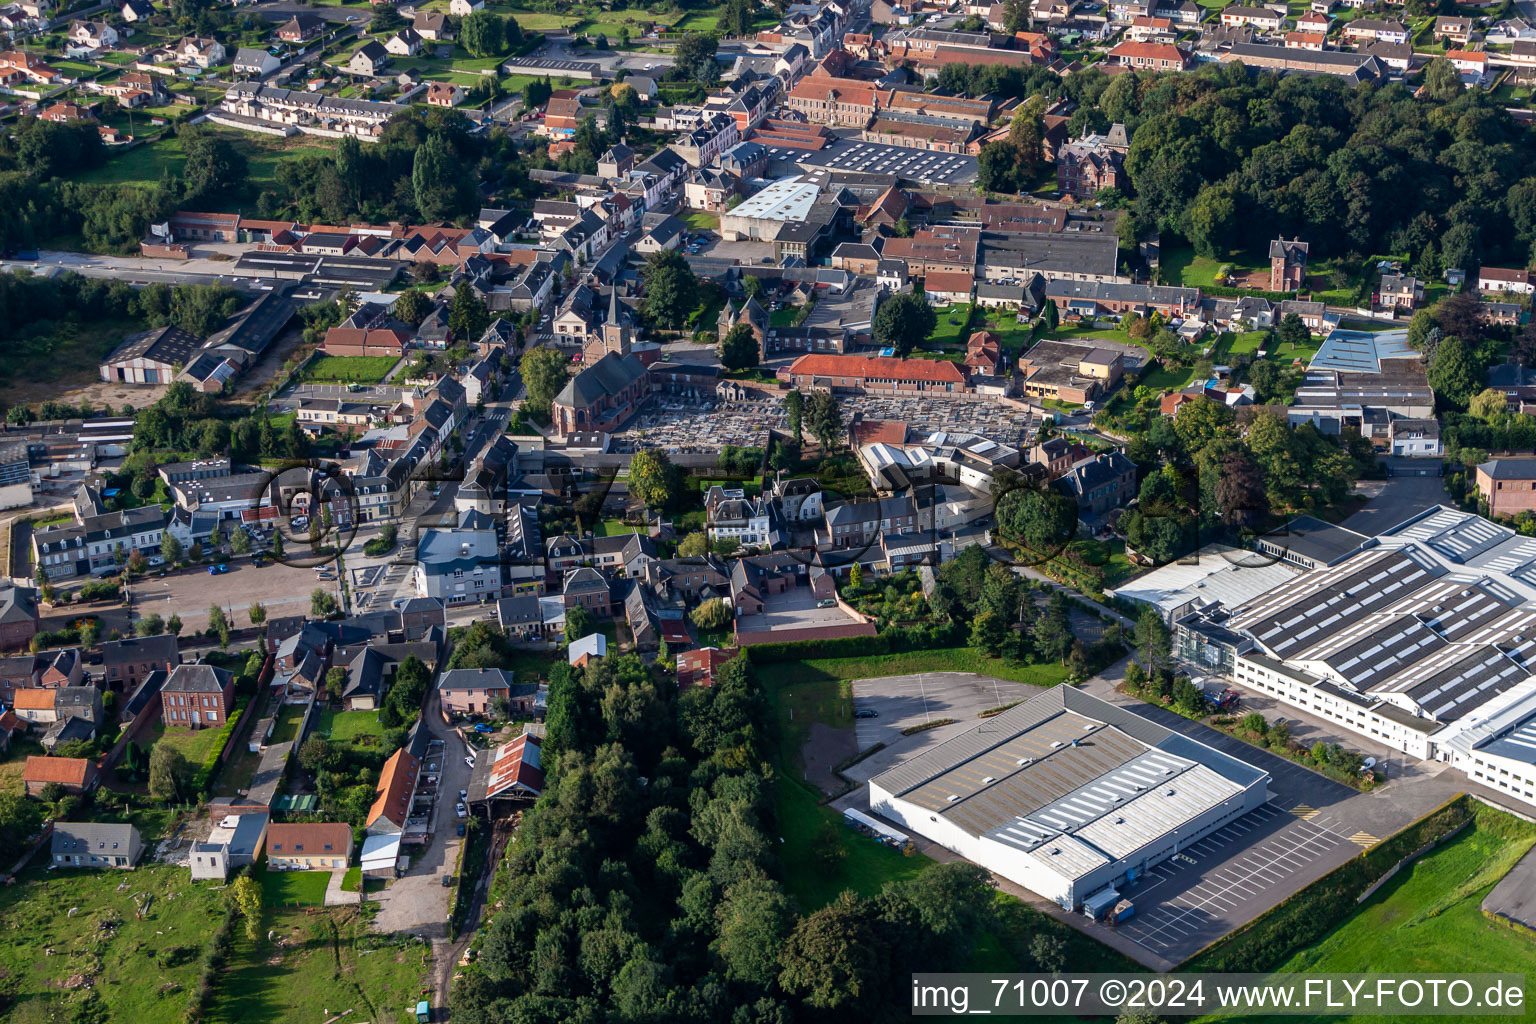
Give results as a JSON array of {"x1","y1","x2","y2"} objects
[{"x1": 2, "y1": 0, "x2": 1536, "y2": 1018}]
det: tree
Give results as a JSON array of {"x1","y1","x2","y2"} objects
[
  {"x1": 629, "y1": 448, "x2": 677, "y2": 511},
  {"x1": 674, "y1": 32, "x2": 719, "y2": 86},
  {"x1": 564, "y1": 605, "x2": 598, "y2": 643},
  {"x1": 807, "y1": 391, "x2": 843, "y2": 453},
  {"x1": 713, "y1": 876, "x2": 792, "y2": 986},
  {"x1": 413, "y1": 134, "x2": 471, "y2": 223},
  {"x1": 691, "y1": 597, "x2": 732, "y2": 629},
  {"x1": 229, "y1": 873, "x2": 263, "y2": 942},
  {"x1": 640, "y1": 249, "x2": 699, "y2": 329},
  {"x1": 325, "y1": 666, "x2": 347, "y2": 703},
  {"x1": 231, "y1": 525, "x2": 251, "y2": 555},
  {"x1": 848, "y1": 561, "x2": 864, "y2": 591},
  {"x1": 721, "y1": 0, "x2": 754, "y2": 36},
  {"x1": 136, "y1": 613, "x2": 165, "y2": 637},
  {"x1": 166, "y1": 613, "x2": 184, "y2": 637},
  {"x1": 311, "y1": 587, "x2": 338, "y2": 618},
  {"x1": 677, "y1": 532, "x2": 709, "y2": 558},
  {"x1": 1276, "y1": 312, "x2": 1311, "y2": 349},
  {"x1": 519, "y1": 346, "x2": 569, "y2": 418},
  {"x1": 1423, "y1": 56, "x2": 1463, "y2": 102},
  {"x1": 392, "y1": 289, "x2": 432, "y2": 327},
  {"x1": 783, "y1": 389, "x2": 804, "y2": 444},
  {"x1": 149, "y1": 744, "x2": 192, "y2": 803},
  {"x1": 871, "y1": 292, "x2": 937, "y2": 357},
  {"x1": 181, "y1": 130, "x2": 249, "y2": 203},
  {"x1": 248, "y1": 601, "x2": 266, "y2": 627},
  {"x1": 719, "y1": 323, "x2": 759, "y2": 370},
  {"x1": 80, "y1": 618, "x2": 101, "y2": 650},
  {"x1": 160, "y1": 533, "x2": 184, "y2": 564},
  {"x1": 388, "y1": 655, "x2": 432, "y2": 719},
  {"x1": 1426, "y1": 336, "x2": 1481, "y2": 409},
  {"x1": 208, "y1": 605, "x2": 230, "y2": 647},
  {"x1": 299, "y1": 736, "x2": 340, "y2": 775},
  {"x1": 1214, "y1": 451, "x2": 1267, "y2": 528},
  {"x1": 1467, "y1": 387, "x2": 1507, "y2": 423},
  {"x1": 522, "y1": 75, "x2": 553, "y2": 114},
  {"x1": 461, "y1": 9, "x2": 505, "y2": 56},
  {"x1": 778, "y1": 891, "x2": 879, "y2": 1009},
  {"x1": 1135, "y1": 605, "x2": 1172, "y2": 676},
  {"x1": 449, "y1": 284, "x2": 491, "y2": 342},
  {"x1": 997, "y1": 488, "x2": 1077, "y2": 551},
  {"x1": 1040, "y1": 298, "x2": 1059, "y2": 333}
]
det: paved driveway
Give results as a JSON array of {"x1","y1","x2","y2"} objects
[{"x1": 371, "y1": 706, "x2": 474, "y2": 938}]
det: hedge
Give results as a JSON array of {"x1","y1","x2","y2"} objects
[
  {"x1": 1185, "y1": 795, "x2": 1475, "y2": 973},
  {"x1": 192, "y1": 698, "x2": 248, "y2": 794},
  {"x1": 184, "y1": 905, "x2": 238, "y2": 1023}
]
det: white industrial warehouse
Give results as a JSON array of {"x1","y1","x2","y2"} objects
[
  {"x1": 1178, "y1": 505, "x2": 1536, "y2": 810},
  {"x1": 868, "y1": 687, "x2": 1270, "y2": 910}
]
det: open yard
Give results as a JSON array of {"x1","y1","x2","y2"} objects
[
  {"x1": 925, "y1": 303, "x2": 974, "y2": 348},
  {"x1": 299, "y1": 355, "x2": 400, "y2": 384},
  {"x1": 257, "y1": 867, "x2": 334, "y2": 908},
  {"x1": 318, "y1": 709, "x2": 385, "y2": 745},
  {"x1": 268, "y1": 703, "x2": 307, "y2": 746},
  {"x1": 0, "y1": 864, "x2": 228, "y2": 1024},
  {"x1": 2, "y1": 319, "x2": 135, "y2": 395},
  {"x1": 206, "y1": 906, "x2": 427, "y2": 1024},
  {"x1": 146, "y1": 719, "x2": 230, "y2": 767},
  {"x1": 76, "y1": 129, "x2": 329, "y2": 196}
]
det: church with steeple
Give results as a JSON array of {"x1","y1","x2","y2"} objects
[
  {"x1": 582, "y1": 286, "x2": 634, "y2": 364},
  {"x1": 717, "y1": 294, "x2": 769, "y2": 361}
]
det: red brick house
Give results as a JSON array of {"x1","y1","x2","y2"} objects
[
  {"x1": 160, "y1": 662, "x2": 235, "y2": 729},
  {"x1": 321, "y1": 326, "x2": 411, "y2": 358}
]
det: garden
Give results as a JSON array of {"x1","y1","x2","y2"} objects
[{"x1": 298, "y1": 355, "x2": 401, "y2": 384}]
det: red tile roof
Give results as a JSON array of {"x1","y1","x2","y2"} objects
[
  {"x1": 367, "y1": 747, "x2": 420, "y2": 830},
  {"x1": 485, "y1": 734, "x2": 543, "y2": 799},
  {"x1": 24, "y1": 755, "x2": 93, "y2": 786},
  {"x1": 789, "y1": 353, "x2": 967, "y2": 384},
  {"x1": 265, "y1": 821, "x2": 353, "y2": 857},
  {"x1": 924, "y1": 270, "x2": 976, "y2": 296}
]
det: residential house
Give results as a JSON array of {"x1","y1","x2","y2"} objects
[
  {"x1": 1389, "y1": 418, "x2": 1441, "y2": 458},
  {"x1": 562, "y1": 566, "x2": 612, "y2": 616},
  {"x1": 677, "y1": 647, "x2": 739, "y2": 688},
  {"x1": 413, "y1": 11, "x2": 453, "y2": 40},
  {"x1": 1219, "y1": 5, "x2": 1284, "y2": 30},
  {"x1": 265, "y1": 822, "x2": 353, "y2": 869},
  {"x1": 173, "y1": 36, "x2": 225, "y2": 68},
  {"x1": 348, "y1": 41, "x2": 389, "y2": 76},
  {"x1": 99, "y1": 634, "x2": 180, "y2": 692},
  {"x1": 568, "y1": 632, "x2": 607, "y2": 667},
  {"x1": 1054, "y1": 451, "x2": 1138, "y2": 514},
  {"x1": 1341, "y1": 18, "x2": 1407, "y2": 43},
  {"x1": 385, "y1": 28, "x2": 423, "y2": 56},
  {"x1": 0, "y1": 585, "x2": 40, "y2": 652},
  {"x1": 1434, "y1": 15, "x2": 1473, "y2": 42},
  {"x1": 232, "y1": 47, "x2": 281, "y2": 77},
  {"x1": 449, "y1": 0, "x2": 483, "y2": 13},
  {"x1": 1479, "y1": 267, "x2": 1534, "y2": 295},
  {"x1": 438, "y1": 668, "x2": 515, "y2": 717},
  {"x1": 1270, "y1": 236, "x2": 1309, "y2": 291},
  {"x1": 1377, "y1": 273, "x2": 1424, "y2": 310},
  {"x1": 426, "y1": 81, "x2": 463, "y2": 107},
  {"x1": 1106, "y1": 40, "x2": 1193, "y2": 69},
  {"x1": 190, "y1": 811, "x2": 268, "y2": 880},
  {"x1": 51, "y1": 822, "x2": 143, "y2": 869},
  {"x1": 277, "y1": 13, "x2": 324, "y2": 42},
  {"x1": 160, "y1": 662, "x2": 234, "y2": 729}
]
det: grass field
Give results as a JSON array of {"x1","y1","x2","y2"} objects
[
  {"x1": 1161, "y1": 244, "x2": 1263, "y2": 288},
  {"x1": 300, "y1": 355, "x2": 400, "y2": 384},
  {"x1": 776, "y1": 773, "x2": 932, "y2": 908},
  {"x1": 318, "y1": 709, "x2": 385, "y2": 744},
  {"x1": 257, "y1": 868, "x2": 334, "y2": 908},
  {"x1": 0, "y1": 864, "x2": 228, "y2": 1024},
  {"x1": 769, "y1": 308, "x2": 798, "y2": 327},
  {"x1": 1205, "y1": 808, "x2": 1536, "y2": 1023},
  {"x1": 204, "y1": 906, "x2": 427, "y2": 1024},
  {"x1": 147, "y1": 720, "x2": 230, "y2": 767},
  {"x1": 682, "y1": 210, "x2": 720, "y2": 231},
  {"x1": 75, "y1": 129, "x2": 329, "y2": 194},
  {"x1": 926, "y1": 303, "x2": 974, "y2": 347},
  {"x1": 3, "y1": 320, "x2": 134, "y2": 393}
]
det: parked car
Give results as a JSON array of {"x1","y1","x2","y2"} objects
[
  {"x1": 456, "y1": 823, "x2": 466, "y2": 837},
  {"x1": 455, "y1": 802, "x2": 467, "y2": 818},
  {"x1": 441, "y1": 874, "x2": 454, "y2": 887},
  {"x1": 855, "y1": 709, "x2": 879, "y2": 719},
  {"x1": 464, "y1": 755, "x2": 476, "y2": 768},
  {"x1": 1362, "y1": 757, "x2": 1378, "y2": 771},
  {"x1": 459, "y1": 789, "x2": 468, "y2": 801},
  {"x1": 207, "y1": 563, "x2": 230, "y2": 575}
]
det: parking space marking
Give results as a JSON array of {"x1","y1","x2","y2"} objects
[{"x1": 1117, "y1": 813, "x2": 1351, "y2": 954}]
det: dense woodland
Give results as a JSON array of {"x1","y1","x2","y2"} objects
[
  {"x1": 454, "y1": 654, "x2": 1086, "y2": 1024},
  {"x1": 974, "y1": 59, "x2": 1536, "y2": 273}
]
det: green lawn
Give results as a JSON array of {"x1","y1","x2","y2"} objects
[
  {"x1": 300, "y1": 354, "x2": 400, "y2": 383},
  {"x1": 75, "y1": 129, "x2": 330, "y2": 197},
  {"x1": 205, "y1": 907, "x2": 427, "y2": 1024},
  {"x1": 769, "y1": 308, "x2": 798, "y2": 327},
  {"x1": 257, "y1": 868, "x2": 334, "y2": 908},
  {"x1": 592, "y1": 518, "x2": 642, "y2": 537},
  {"x1": 318, "y1": 709, "x2": 384, "y2": 744},
  {"x1": 0, "y1": 864, "x2": 228, "y2": 1024},
  {"x1": 776, "y1": 773, "x2": 933, "y2": 909},
  {"x1": 147, "y1": 720, "x2": 230, "y2": 767},
  {"x1": 1206, "y1": 809, "x2": 1536, "y2": 1023},
  {"x1": 925, "y1": 303, "x2": 974, "y2": 348},
  {"x1": 682, "y1": 210, "x2": 720, "y2": 232},
  {"x1": 1161, "y1": 244, "x2": 1263, "y2": 289},
  {"x1": 1210, "y1": 329, "x2": 1269, "y2": 361},
  {"x1": 268, "y1": 703, "x2": 307, "y2": 746}
]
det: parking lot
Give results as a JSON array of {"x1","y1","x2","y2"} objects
[
  {"x1": 1112, "y1": 802, "x2": 1360, "y2": 961},
  {"x1": 133, "y1": 557, "x2": 343, "y2": 634},
  {"x1": 849, "y1": 671, "x2": 1047, "y2": 751}
]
